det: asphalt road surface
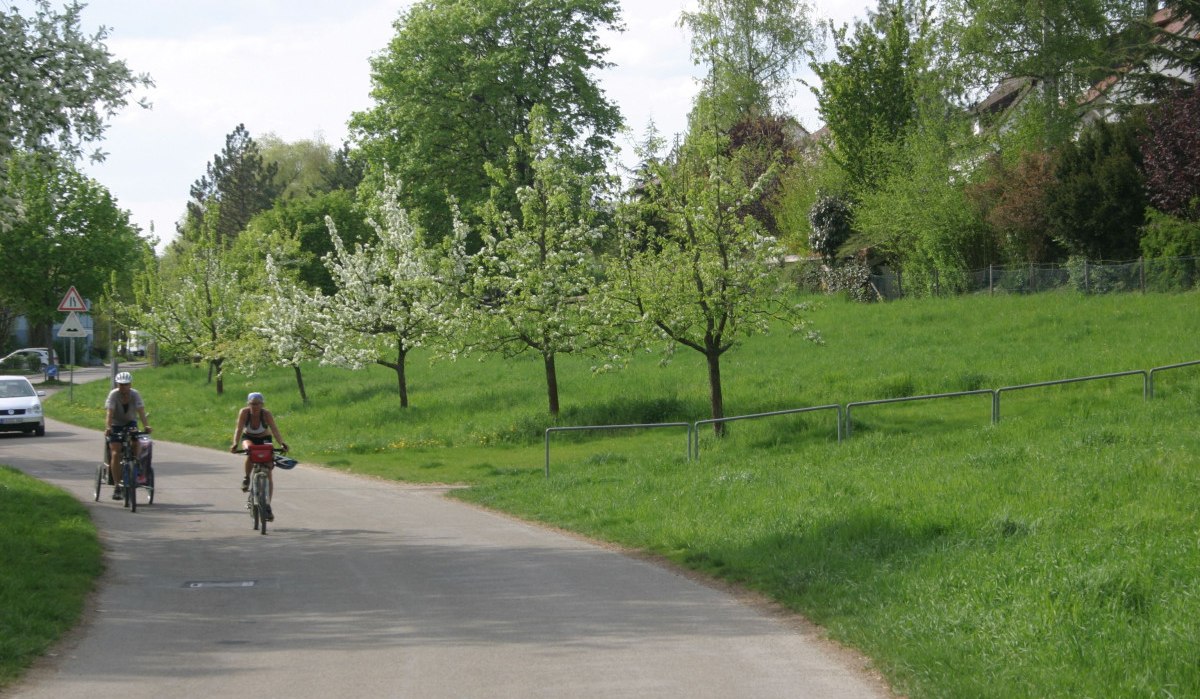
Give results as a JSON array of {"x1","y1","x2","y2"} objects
[{"x1": 1, "y1": 418, "x2": 892, "y2": 698}]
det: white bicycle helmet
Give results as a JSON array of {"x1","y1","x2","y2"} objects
[{"x1": 115, "y1": 371, "x2": 133, "y2": 384}]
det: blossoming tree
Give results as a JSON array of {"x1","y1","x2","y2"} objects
[
  {"x1": 316, "y1": 180, "x2": 454, "y2": 407},
  {"x1": 454, "y1": 110, "x2": 619, "y2": 416}
]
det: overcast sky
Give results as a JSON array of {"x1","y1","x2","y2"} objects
[{"x1": 24, "y1": 0, "x2": 873, "y2": 247}]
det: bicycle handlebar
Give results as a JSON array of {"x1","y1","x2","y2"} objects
[{"x1": 233, "y1": 446, "x2": 289, "y2": 454}]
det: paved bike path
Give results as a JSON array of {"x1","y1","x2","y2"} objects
[{"x1": 2, "y1": 419, "x2": 892, "y2": 698}]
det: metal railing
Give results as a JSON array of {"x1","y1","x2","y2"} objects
[
  {"x1": 542, "y1": 360, "x2": 1196, "y2": 474},
  {"x1": 992, "y1": 370, "x2": 1149, "y2": 422},
  {"x1": 692, "y1": 405, "x2": 842, "y2": 460},
  {"x1": 544, "y1": 423, "x2": 692, "y2": 477},
  {"x1": 1148, "y1": 360, "x2": 1200, "y2": 398},
  {"x1": 845, "y1": 390, "x2": 996, "y2": 438}
]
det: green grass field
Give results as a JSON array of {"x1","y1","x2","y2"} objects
[
  {"x1": 0, "y1": 467, "x2": 102, "y2": 689},
  {"x1": 33, "y1": 289, "x2": 1200, "y2": 697}
]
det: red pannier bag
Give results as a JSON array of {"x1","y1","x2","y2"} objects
[{"x1": 247, "y1": 443, "x2": 274, "y2": 464}]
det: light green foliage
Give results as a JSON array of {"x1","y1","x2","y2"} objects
[
  {"x1": 944, "y1": 0, "x2": 1147, "y2": 144},
  {"x1": 679, "y1": 0, "x2": 820, "y2": 129},
  {"x1": 257, "y1": 133, "x2": 341, "y2": 201},
  {"x1": 0, "y1": 1, "x2": 151, "y2": 229},
  {"x1": 809, "y1": 0, "x2": 930, "y2": 194},
  {"x1": 854, "y1": 116, "x2": 990, "y2": 294},
  {"x1": 120, "y1": 223, "x2": 248, "y2": 394},
  {"x1": 456, "y1": 108, "x2": 616, "y2": 415},
  {"x1": 611, "y1": 129, "x2": 816, "y2": 422},
  {"x1": 0, "y1": 153, "x2": 150, "y2": 334},
  {"x1": 770, "y1": 147, "x2": 848, "y2": 254},
  {"x1": 1139, "y1": 208, "x2": 1200, "y2": 291},
  {"x1": 350, "y1": 0, "x2": 623, "y2": 237}
]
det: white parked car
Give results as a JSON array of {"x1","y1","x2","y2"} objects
[
  {"x1": 0, "y1": 347, "x2": 55, "y2": 370},
  {"x1": 0, "y1": 375, "x2": 45, "y2": 437}
]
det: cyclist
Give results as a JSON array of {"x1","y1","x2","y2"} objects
[
  {"x1": 230, "y1": 392, "x2": 288, "y2": 519},
  {"x1": 104, "y1": 371, "x2": 152, "y2": 500}
]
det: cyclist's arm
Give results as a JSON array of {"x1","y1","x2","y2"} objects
[
  {"x1": 104, "y1": 407, "x2": 114, "y2": 435},
  {"x1": 136, "y1": 406, "x2": 151, "y2": 433},
  {"x1": 231, "y1": 409, "x2": 247, "y2": 450},
  {"x1": 265, "y1": 411, "x2": 288, "y2": 450}
]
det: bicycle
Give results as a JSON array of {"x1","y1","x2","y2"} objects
[
  {"x1": 94, "y1": 428, "x2": 154, "y2": 511},
  {"x1": 235, "y1": 444, "x2": 296, "y2": 535}
]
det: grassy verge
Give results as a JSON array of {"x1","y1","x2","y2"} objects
[
  {"x1": 0, "y1": 466, "x2": 102, "y2": 690},
  {"x1": 42, "y1": 290, "x2": 1200, "y2": 697}
]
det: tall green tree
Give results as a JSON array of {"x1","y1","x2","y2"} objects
[
  {"x1": 679, "y1": 0, "x2": 820, "y2": 130},
  {"x1": 183, "y1": 124, "x2": 279, "y2": 246},
  {"x1": 809, "y1": 0, "x2": 933, "y2": 194},
  {"x1": 0, "y1": 0, "x2": 151, "y2": 230},
  {"x1": 0, "y1": 153, "x2": 150, "y2": 348},
  {"x1": 350, "y1": 0, "x2": 623, "y2": 237}
]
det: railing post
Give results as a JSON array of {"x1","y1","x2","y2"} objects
[{"x1": 989, "y1": 265, "x2": 993, "y2": 295}]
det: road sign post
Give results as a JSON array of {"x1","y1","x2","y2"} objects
[{"x1": 57, "y1": 288, "x2": 91, "y2": 400}]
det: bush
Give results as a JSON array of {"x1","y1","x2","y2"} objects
[
  {"x1": 1141, "y1": 209, "x2": 1200, "y2": 291},
  {"x1": 808, "y1": 194, "x2": 854, "y2": 262}
]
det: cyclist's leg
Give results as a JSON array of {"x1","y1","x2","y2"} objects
[{"x1": 108, "y1": 437, "x2": 123, "y2": 498}]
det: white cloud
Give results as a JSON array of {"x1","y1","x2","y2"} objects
[{"x1": 71, "y1": 0, "x2": 871, "y2": 247}]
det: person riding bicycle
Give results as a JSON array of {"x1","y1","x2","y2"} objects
[
  {"x1": 105, "y1": 371, "x2": 152, "y2": 500},
  {"x1": 231, "y1": 392, "x2": 289, "y2": 516}
]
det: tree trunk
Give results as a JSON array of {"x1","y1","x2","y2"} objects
[
  {"x1": 544, "y1": 352, "x2": 560, "y2": 416},
  {"x1": 395, "y1": 342, "x2": 409, "y2": 408},
  {"x1": 214, "y1": 358, "x2": 224, "y2": 395},
  {"x1": 706, "y1": 350, "x2": 725, "y2": 436},
  {"x1": 293, "y1": 364, "x2": 308, "y2": 403}
]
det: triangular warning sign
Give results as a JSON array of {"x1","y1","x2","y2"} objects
[
  {"x1": 57, "y1": 311, "x2": 89, "y2": 338},
  {"x1": 58, "y1": 286, "x2": 87, "y2": 312}
]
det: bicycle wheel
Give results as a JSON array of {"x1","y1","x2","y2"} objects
[
  {"x1": 93, "y1": 463, "x2": 103, "y2": 502},
  {"x1": 123, "y1": 458, "x2": 137, "y2": 512},
  {"x1": 255, "y1": 474, "x2": 269, "y2": 535},
  {"x1": 146, "y1": 465, "x2": 155, "y2": 505}
]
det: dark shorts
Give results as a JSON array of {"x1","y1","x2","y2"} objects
[
  {"x1": 244, "y1": 434, "x2": 272, "y2": 446},
  {"x1": 107, "y1": 422, "x2": 138, "y2": 445}
]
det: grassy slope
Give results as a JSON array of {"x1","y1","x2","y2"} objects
[{"x1": 43, "y1": 290, "x2": 1200, "y2": 697}]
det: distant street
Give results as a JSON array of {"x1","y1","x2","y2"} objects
[{"x1": 1, "y1": 381, "x2": 891, "y2": 698}]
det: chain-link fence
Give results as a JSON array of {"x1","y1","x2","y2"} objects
[{"x1": 792, "y1": 256, "x2": 1200, "y2": 300}]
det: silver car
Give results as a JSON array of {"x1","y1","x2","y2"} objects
[{"x1": 0, "y1": 375, "x2": 46, "y2": 436}]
